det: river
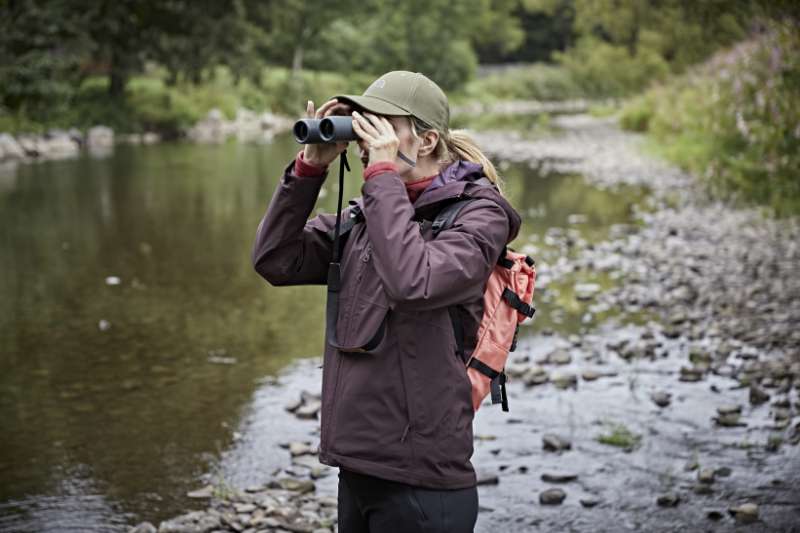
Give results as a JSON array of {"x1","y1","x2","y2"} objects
[{"x1": 0, "y1": 123, "x2": 646, "y2": 531}]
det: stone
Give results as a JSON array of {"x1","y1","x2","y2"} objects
[
  {"x1": 295, "y1": 400, "x2": 321, "y2": 419},
  {"x1": 269, "y1": 478, "x2": 316, "y2": 494},
  {"x1": 0, "y1": 133, "x2": 26, "y2": 160},
  {"x1": 289, "y1": 442, "x2": 315, "y2": 457},
  {"x1": 129, "y1": 522, "x2": 157, "y2": 533},
  {"x1": 87, "y1": 126, "x2": 114, "y2": 148},
  {"x1": 186, "y1": 485, "x2": 214, "y2": 498},
  {"x1": 234, "y1": 503, "x2": 257, "y2": 514},
  {"x1": 545, "y1": 348, "x2": 572, "y2": 365},
  {"x1": 574, "y1": 283, "x2": 601, "y2": 301},
  {"x1": 656, "y1": 493, "x2": 680, "y2": 507},
  {"x1": 540, "y1": 472, "x2": 578, "y2": 483},
  {"x1": 705, "y1": 509, "x2": 724, "y2": 521},
  {"x1": 716, "y1": 404, "x2": 742, "y2": 416},
  {"x1": 542, "y1": 434, "x2": 572, "y2": 452},
  {"x1": 728, "y1": 503, "x2": 759, "y2": 524},
  {"x1": 581, "y1": 370, "x2": 602, "y2": 381},
  {"x1": 714, "y1": 412, "x2": 745, "y2": 427},
  {"x1": 697, "y1": 468, "x2": 715, "y2": 484},
  {"x1": 539, "y1": 488, "x2": 566, "y2": 505},
  {"x1": 158, "y1": 511, "x2": 221, "y2": 533},
  {"x1": 650, "y1": 391, "x2": 671, "y2": 408},
  {"x1": 476, "y1": 473, "x2": 499, "y2": 486},
  {"x1": 522, "y1": 365, "x2": 549, "y2": 386},
  {"x1": 679, "y1": 366, "x2": 704, "y2": 382},
  {"x1": 579, "y1": 497, "x2": 601, "y2": 508},
  {"x1": 552, "y1": 372, "x2": 578, "y2": 389}
]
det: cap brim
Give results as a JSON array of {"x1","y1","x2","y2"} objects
[{"x1": 334, "y1": 94, "x2": 411, "y2": 116}]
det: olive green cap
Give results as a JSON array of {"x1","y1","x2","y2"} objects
[{"x1": 335, "y1": 71, "x2": 450, "y2": 132}]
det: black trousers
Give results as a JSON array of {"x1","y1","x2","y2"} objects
[{"x1": 337, "y1": 469, "x2": 479, "y2": 533}]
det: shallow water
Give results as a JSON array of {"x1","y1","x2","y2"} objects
[{"x1": 0, "y1": 133, "x2": 644, "y2": 530}]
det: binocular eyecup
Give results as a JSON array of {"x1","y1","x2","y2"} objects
[{"x1": 293, "y1": 116, "x2": 359, "y2": 144}]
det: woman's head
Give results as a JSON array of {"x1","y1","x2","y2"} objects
[{"x1": 337, "y1": 71, "x2": 501, "y2": 189}]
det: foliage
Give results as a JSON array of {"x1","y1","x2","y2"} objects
[
  {"x1": 459, "y1": 64, "x2": 584, "y2": 102},
  {"x1": 620, "y1": 22, "x2": 800, "y2": 215},
  {"x1": 0, "y1": 66, "x2": 375, "y2": 134},
  {"x1": 555, "y1": 36, "x2": 670, "y2": 97},
  {"x1": 597, "y1": 422, "x2": 642, "y2": 451}
]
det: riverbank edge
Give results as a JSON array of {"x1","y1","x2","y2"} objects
[{"x1": 134, "y1": 112, "x2": 799, "y2": 533}]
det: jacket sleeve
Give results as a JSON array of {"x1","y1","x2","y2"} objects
[
  {"x1": 251, "y1": 160, "x2": 340, "y2": 286},
  {"x1": 361, "y1": 171, "x2": 510, "y2": 310}
]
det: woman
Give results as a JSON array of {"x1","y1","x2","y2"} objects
[{"x1": 252, "y1": 71, "x2": 521, "y2": 533}]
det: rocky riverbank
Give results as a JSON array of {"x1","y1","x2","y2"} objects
[
  {"x1": 0, "y1": 108, "x2": 292, "y2": 166},
  {"x1": 129, "y1": 114, "x2": 799, "y2": 533}
]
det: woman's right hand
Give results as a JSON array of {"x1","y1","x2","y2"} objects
[{"x1": 303, "y1": 99, "x2": 351, "y2": 168}]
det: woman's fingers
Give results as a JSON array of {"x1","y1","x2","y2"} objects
[
  {"x1": 315, "y1": 98, "x2": 339, "y2": 119},
  {"x1": 306, "y1": 100, "x2": 315, "y2": 119},
  {"x1": 351, "y1": 116, "x2": 376, "y2": 143},
  {"x1": 353, "y1": 111, "x2": 380, "y2": 137},
  {"x1": 362, "y1": 112, "x2": 388, "y2": 134}
]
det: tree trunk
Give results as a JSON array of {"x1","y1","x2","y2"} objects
[
  {"x1": 291, "y1": 44, "x2": 304, "y2": 74},
  {"x1": 109, "y1": 69, "x2": 128, "y2": 97}
]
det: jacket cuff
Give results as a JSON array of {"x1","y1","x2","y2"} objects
[
  {"x1": 364, "y1": 161, "x2": 398, "y2": 181},
  {"x1": 293, "y1": 150, "x2": 327, "y2": 177}
]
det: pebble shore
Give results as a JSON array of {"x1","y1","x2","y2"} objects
[{"x1": 130, "y1": 113, "x2": 799, "y2": 533}]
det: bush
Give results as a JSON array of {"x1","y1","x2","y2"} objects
[
  {"x1": 457, "y1": 63, "x2": 584, "y2": 103},
  {"x1": 620, "y1": 23, "x2": 800, "y2": 215},
  {"x1": 555, "y1": 37, "x2": 670, "y2": 98}
]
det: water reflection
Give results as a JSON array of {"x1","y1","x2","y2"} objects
[{"x1": 0, "y1": 134, "x2": 645, "y2": 529}]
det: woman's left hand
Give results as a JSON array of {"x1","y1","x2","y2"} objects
[{"x1": 352, "y1": 111, "x2": 399, "y2": 165}]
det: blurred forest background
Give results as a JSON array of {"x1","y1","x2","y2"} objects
[{"x1": 0, "y1": 0, "x2": 798, "y2": 212}]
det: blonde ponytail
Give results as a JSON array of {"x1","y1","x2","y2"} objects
[{"x1": 410, "y1": 117, "x2": 504, "y2": 194}]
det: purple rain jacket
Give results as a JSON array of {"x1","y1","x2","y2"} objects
[{"x1": 252, "y1": 158, "x2": 522, "y2": 489}]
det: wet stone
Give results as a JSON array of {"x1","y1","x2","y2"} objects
[
  {"x1": 544, "y1": 347, "x2": 572, "y2": 365},
  {"x1": 679, "y1": 366, "x2": 704, "y2": 382},
  {"x1": 269, "y1": 478, "x2": 316, "y2": 494},
  {"x1": 650, "y1": 391, "x2": 671, "y2": 408},
  {"x1": 714, "y1": 412, "x2": 745, "y2": 427},
  {"x1": 295, "y1": 401, "x2": 322, "y2": 420},
  {"x1": 186, "y1": 485, "x2": 214, "y2": 499},
  {"x1": 574, "y1": 283, "x2": 601, "y2": 301},
  {"x1": 552, "y1": 371, "x2": 578, "y2": 389},
  {"x1": 541, "y1": 472, "x2": 578, "y2": 483},
  {"x1": 705, "y1": 509, "x2": 724, "y2": 521},
  {"x1": 581, "y1": 370, "x2": 602, "y2": 381},
  {"x1": 728, "y1": 503, "x2": 759, "y2": 524},
  {"x1": 539, "y1": 488, "x2": 566, "y2": 505},
  {"x1": 693, "y1": 484, "x2": 713, "y2": 495},
  {"x1": 656, "y1": 493, "x2": 680, "y2": 507},
  {"x1": 542, "y1": 434, "x2": 572, "y2": 452},
  {"x1": 129, "y1": 523, "x2": 157, "y2": 533},
  {"x1": 697, "y1": 468, "x2": 715, "y2": 484},
  {"x1": 579, "y1": 497, "x2": 601, "y2": 508},
  {"x1": 716, "y1": 404, "x2": 742, "y2": 416},
  {"x1": 523, "y1": 366, "x2": 549, "y2": 387}
]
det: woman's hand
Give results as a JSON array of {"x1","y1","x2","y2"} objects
[
  {"x1": 352, "y1": 111, "x2": 399, "y2": 165},
  {"x1": 303, "y1": 99, "x2": 351, "y2": 168}
]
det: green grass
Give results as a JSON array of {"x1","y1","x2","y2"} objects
[{"x1": 597, "y1": 422, "x2": 642, "y2": 451}]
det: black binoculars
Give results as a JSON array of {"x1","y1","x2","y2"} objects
[{"x1": 293, "y1": 116, "x2": 359, "y2": 144}]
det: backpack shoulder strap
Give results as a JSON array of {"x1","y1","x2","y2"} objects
[
  {"x1": 326, "y1": 202, "x2": 364, "y2": 250},
  {"x1": 431, "y1": 198, "x2": 477, "y2": 237}
]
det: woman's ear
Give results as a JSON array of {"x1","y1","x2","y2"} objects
[{"x1": 418, "y1": 130, "x2": 440, "y2": 157}]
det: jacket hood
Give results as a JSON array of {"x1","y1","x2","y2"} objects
[{"x1": 421, "y1": 160, "x2": 522, "y2": 244}]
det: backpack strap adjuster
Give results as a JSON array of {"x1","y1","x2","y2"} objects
[{"x1": 502, "y1": 287, "x2": 536, "y2": 318}]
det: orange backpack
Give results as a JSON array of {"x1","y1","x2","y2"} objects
[{"x1": 432, "y1": 199, "x2": 536, "y2": 412}]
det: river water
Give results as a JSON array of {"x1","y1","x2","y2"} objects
[{"x1": 0, "y1": 128, "x2": 645, "y2": 531}]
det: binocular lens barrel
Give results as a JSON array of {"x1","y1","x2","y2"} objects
[{"x1": 293, "y1": 116, "x2": 359, "y2": 144}]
